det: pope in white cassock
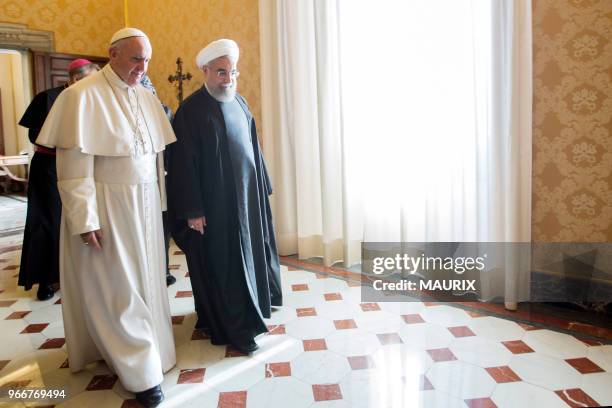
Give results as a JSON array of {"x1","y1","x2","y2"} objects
[{"x1": 36, "y1": 28, "x2": 176, "y2": 408}]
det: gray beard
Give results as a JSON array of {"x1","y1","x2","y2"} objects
[{"x1": 205, "y1": 83, "x2": 236, "y2": 103}]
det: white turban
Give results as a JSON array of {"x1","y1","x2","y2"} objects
[
  {"x1": 195, "y1": 39, "x2": 239, "y2": 69},
  {"x1": 110, "y1": 27, "x2": 149, "y2": 45}
]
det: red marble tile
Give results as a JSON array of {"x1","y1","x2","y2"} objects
[
  {"x1": 175, "y1": 291, "x2": 193, "y2": 298},
  {"x1": 54, "y1": 298, "x2": 62, "y2": 305},
  {"x1": 501, "y1": 340, "x2": 534, "y2": 354},
  {"x1": 448, "y1": 326, "x2": 476, "y2": 338},
  {"x1": 177, "y1": 368, "x2": 205, "y2": 384},
  {"x1": 312, "y1": 384, "x2": 342, "y2": 402},
  {"x1": 60, "y1": 359, "x2": 69, "y2": 368},
  {"x1": 296, "y1": 307, "x2": 317, "y2": 317},
  {"x1": 377, "y1": 333, "x2": 403, "y2": 345},
  {"x1": 427, "y1": 348, "x2": 457, "y2": 362},
  {"x1": 172, "y1": 315, "x2": 185, "y2": 325},
  {"x1": 39, "y1": 338, "x2": 66, "y2": 349},
  {"x1": 267, "y1": 324, "x2": 286, "y2": 335},
  {"x1": 485, "y1": 366, "x2": 521, "y2": 383},
  {"x1": 555, "y1": 388, "x2": 600, "y2": 408},
  {"x1": 0, "y1": 300, "x2": 17, "y2": 307},
  {"x1": 565, "y1": 357, "x2": 604, "y2": 374},
  {"x1": 173, "y1": 250, "x2": 184, "y2": 255},
  {"x1": 423, "y1": 301, "x2": 438, "y2": 307},
  {"x1": 324, "y1": 293, "x2": 343, "y2": 301},
  {"x1": 86, "y1": 374, "x2": 118, "y2": 390},
  {"x1": 225, "y1": 345, "x2": 248, "y2": 358},
  {"x1": 121, "y1": 400, "x2": 143, "y2": 408},
  {"x1": 191, "y1": 329, "x2": 211, "y2": 340},
  {"x1": 464, "y1": 397, "x2": 498, "y2": 408},
  {"x1": 347, "y1": 355, "x2": 375, "y2": 370},
  {"x1": 287, "y1": 266, "x2": 299, "y2": 271},
  {"x1": 574, "y1": 336, "x2": 603, "y2": 347},
  {"x1": 315, "y1": 273, "x2": 328, "y2": 279},
  {"x1": 20, "y1": 323, "x2": 48, "y2": 334},
  {"x1": 265, "y1": 362, "x2": 291, "y2": 378},
  {"x1": 218, "y1": 390, "x2": 247, "y2": 408},
  {"x1": 334, "y1": 319, "x2": 357, "y2": 330},
  {"x1": 168, "y1": 264, "x2": 180, "y2": 270},
  {"x1": 466, "y1": 310, "x2": 484, "y2": 318},
  {"x1": 359, "y1": 303, "x2": 381, "y2": 312},
  {"x1": 5, "y1": 311, "x2": 31, "y2": 319},
  {"x1": 292, "y1": 284, "x2": 309, "y2": 292},
  {"x1": 0, "y1": 360, "x2": 9, "y2": 371},
  {"x1": 3, "y1": 265, "x2": 19, "y2": 270},
  {"x1": 303, "y1": 339, "x2": 327, "y2": 351},
  {"x1": 402, "y1": 314, "x2": 425, "y2": 324}
]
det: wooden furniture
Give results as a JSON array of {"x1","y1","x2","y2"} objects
[{"x1": 0, "y1": 154, "x2": 28, "y2": 182}]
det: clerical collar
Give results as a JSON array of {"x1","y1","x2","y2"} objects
[{"x1": 103, "y1": 64, "x2": 132, "y2": 90}]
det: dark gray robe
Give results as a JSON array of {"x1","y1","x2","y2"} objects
[{"x1": 168, "y1": 87, "x2": 282, "y2": 345}]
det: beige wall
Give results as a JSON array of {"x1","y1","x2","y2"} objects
[
  {"x1": 0, "y1": 0, "x2": 124, "y2": 56},
  {"x1": 532, "y1": 0, "x2": 612, "y2": 241},
  {"x1": 129, "y1": 0, "x2": 262, "y2": 127}
]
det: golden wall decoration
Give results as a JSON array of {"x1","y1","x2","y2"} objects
[
  {"x1": 0, "y1": 0, "x2": 123, "y2": 56},
  {"x1": 532, "y1": 0, "x2": 612, "y2": 242},
  {"x1": 129, "y1": 0, "x2": 262, "y2": 127}
]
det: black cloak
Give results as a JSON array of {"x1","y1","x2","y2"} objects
[{"x1": 168, "y1": 87, "x2": 282, "y2": 345}]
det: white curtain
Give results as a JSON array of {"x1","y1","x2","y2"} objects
[{"x1": 259, "y1": 0, "x2": 532, "y2": 301}]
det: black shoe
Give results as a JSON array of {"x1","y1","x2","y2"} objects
[
  {"x1": 36, "y1": 284, "x2": 54, "y2": 301},
  {"x1": 165, "y1": 273, "x2": 176, "y2": 286},
  {"x1": 135, "y1": 385, "x2": 164, "y2": 408},
  {"x1": 232, "y1": 338, "x2": 259, "y2": 354}
]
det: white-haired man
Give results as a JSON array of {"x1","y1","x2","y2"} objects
[
  {"x1": 168, "y1": 39, "x2": 282, "y2": 353},
  {"x1": 36, "y1": 28, "x2": 176, "y2": 407}
]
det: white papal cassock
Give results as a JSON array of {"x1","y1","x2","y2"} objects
[{"x1": 36, "y1": 64, "x2": 176, "y2": 392}]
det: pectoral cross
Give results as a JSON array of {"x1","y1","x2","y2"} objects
[{"x1": 168, "y1": 57, "x2": 192, "y2": 105}]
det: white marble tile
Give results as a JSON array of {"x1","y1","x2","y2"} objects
[
  {"x1": 491, "y1": 381, "x2": 567, "y2": 408},
  {"x1": 508, "y1": 352, "x2": 582, "y2": 391},
  {"x1": 522, "y1": 329, "x2": 588, "y2": 359},
  {"x1": 419, "y1": 305, "x2": 471, "y2": 327},
  {"x1": 264, "y1": 305, "x2": 298, "y2": 326},
  {"x1": 175, "y1": 340, "x2": 226, "y2": 369},
  {"x1": 417, "y1": 390, "x2": 469, "y2": 408},
  {"x1": 291, "y1": 350, "x2": 351, "y2": 384},
  {"x1": 313, "y1": 300, "x2": 362, "y2": 321},
  {"x1": 325, "y1": 328, "x2": 381, "y2": 357},
  {"x1": 370, "y1": 344, "x2": 433, "y2": 376},
  {"x1": 54, "y1": 389, "x2": 124, "y2": 408},
  {"x1": 203, "y1": 356, "x2": 265, "y2": 392},
  {"x1": 587, "y1": 345, "x2": 612, "y2": 373},
  {"x1": 283, "y1": 291, "x2": 322, "y2": 309},
  {"x1": 468, "y1": 316, "x2": 526, "y2": 342},
  {"x1": 398, "y1": 323, "x2": 454, "y2": 350},
  {"x1": 581, "y1": 372, "x2": 612, "y2": 406},
  {"x1": 426, "y1": 360, "x2": 496, "y2": 399},
  {"x1": 247, "y1": 376, "x2": 314, "y2": 408},
  {"x1": 285, "y1": 316, "x2": 335, "y2": 340},
  {"x1": 340, "y1": 369, "x2": 421, "y2": 408},
  {"x1": 252, "y1": 334, "x2": 304, "y2": 363},
  {"x1": 353, "y1": 311, "x2": 404, "y2": 335},
  {"x1": 449, "y1": 336, "x2": 512, "y2": 367}
]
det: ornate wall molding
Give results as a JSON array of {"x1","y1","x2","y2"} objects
[{"x1": 0, "y1": 22, "x2": 54, "y2": 52}]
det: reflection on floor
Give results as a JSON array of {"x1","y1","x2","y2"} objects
[{"x1": 0, "y1": 243, "x2": 610, "y2": 408}]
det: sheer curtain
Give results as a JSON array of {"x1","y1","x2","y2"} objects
[{"x1": 259, "y1": 0, "x2": 532, "y2": 302}]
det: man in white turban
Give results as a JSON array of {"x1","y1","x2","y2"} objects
[
  {"x1": 168, "y1": 39, "x2": 282, "y2": 353},
  {"x1": 36, "y1": 27, "x2": 176, "y2": 408}
]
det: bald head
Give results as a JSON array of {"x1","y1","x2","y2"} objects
[{"x1": 109, "y1": 36, "x2": 152, "y2": 87}]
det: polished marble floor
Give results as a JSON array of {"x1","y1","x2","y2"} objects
[{"x1": 0, "y1": 240, "x2": 611, "y2": 407}]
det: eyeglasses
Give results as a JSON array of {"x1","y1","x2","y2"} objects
[{"x1": 213, "y1": 69, "x2": 240, "y2": 79}]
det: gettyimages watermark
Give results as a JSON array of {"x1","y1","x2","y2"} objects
[{"x1": 360, "y1": 242, "x2": 612, "y2": 303}]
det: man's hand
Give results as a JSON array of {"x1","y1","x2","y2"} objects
[
  {"x1": 188, "y1": 216, "x2": 206, "y2": 235},
  {"x1": 80, "y1": 229, "x2": 103, "y2": 250}
]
